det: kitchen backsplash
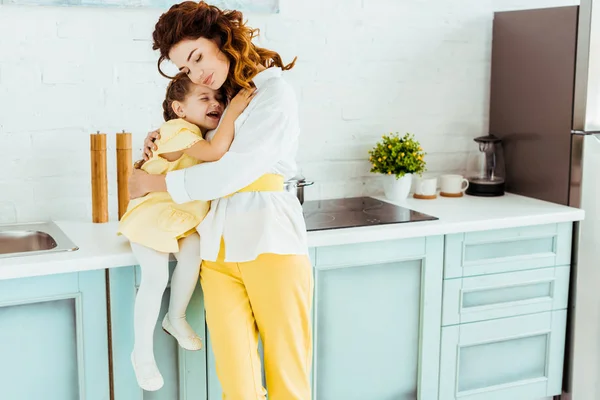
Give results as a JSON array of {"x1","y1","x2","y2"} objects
[{"x1": 0, "y1": 0, "x2": 577, "y2": 223}]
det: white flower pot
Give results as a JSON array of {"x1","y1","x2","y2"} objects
[{"x1": 383, "y1": 174, "x2": 412, "y2": 201}]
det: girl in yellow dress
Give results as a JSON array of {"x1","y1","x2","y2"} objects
[{"x1": 118, "y1": 72, "x2": 255, "y2": 391}]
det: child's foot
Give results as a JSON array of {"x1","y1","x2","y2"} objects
[
  {"x1": 131, "y1": 352, "x2": 164, "y2": 391},
  {"x1": 162, "y1": 313, "x2": 202, "y2": 351}
]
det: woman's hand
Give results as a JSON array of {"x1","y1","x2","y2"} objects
[
  {"x1": 129, "y1": 168, "x2": 150, "y2": 199},
  {"x1": 143, "y1": 129, "x2": 161, "y2": 160},
  {"x1": 227, "y1": 87, "x2": 257, "y2": 117},
  {"x1": 129, "y1": 168, "x2": 168, "y2": 199}
]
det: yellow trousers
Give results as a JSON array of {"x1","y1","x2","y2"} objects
[{"x1": 201, "y1": 241, "x2": 313, "y2": 400}]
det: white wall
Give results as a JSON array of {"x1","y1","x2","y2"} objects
[{"x1": 0, "y1": 0, "x2": 578, "y2": 223}]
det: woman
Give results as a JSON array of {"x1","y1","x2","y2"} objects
[{"x1": 128, "y1": 2, "x2": 313, "y2": 399}]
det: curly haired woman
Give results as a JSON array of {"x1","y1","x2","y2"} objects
[{"x1": 128, "y1": 2, "x2": 313, "y2": 399}]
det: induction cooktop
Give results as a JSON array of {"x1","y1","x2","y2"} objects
[{"x1": 302, "y1": 196, "x2": 438, "y2": 232}]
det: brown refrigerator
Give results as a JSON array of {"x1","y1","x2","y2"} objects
[{"x1": 490, "y1": 1, "x2": 600, "y2": 399}]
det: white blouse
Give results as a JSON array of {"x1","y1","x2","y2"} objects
[{"x1": 165, "y1": 67, "x2": 309, "y2": 262}]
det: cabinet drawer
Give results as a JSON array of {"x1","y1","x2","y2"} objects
[
  {"x1": 442, "y1": 266, "x2": 570, "y2": 325},
  {"x1": 439, "y1": 311, "x2": 567, "y2": 400},
  {"x1": 445, "y1": 223, "x2": 572, "y2": 278},
  {"x1": 314, "y1": 237, "x2": 426, "y2": 269}
]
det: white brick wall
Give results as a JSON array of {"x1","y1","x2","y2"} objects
[{"x1": 0, "y1": 0, "x2": 578, "y2": 223}]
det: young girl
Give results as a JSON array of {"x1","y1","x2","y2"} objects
[{"x1": 118, "y1": 72, "x2": 255, "y2": 391}]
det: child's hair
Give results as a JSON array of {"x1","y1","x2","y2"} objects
[
  {"x1": 162, "y1": 72, "x2": 194, "y2": 121},
  {"x1": 133, "y1": 74, "x2": 201, "y2": 169},
  {"x1": 133, "y1": 73, "x2": 194, "y2": 170},
  {"x1": 162, "y1": 72, "x2": 228, "y2": 122}
]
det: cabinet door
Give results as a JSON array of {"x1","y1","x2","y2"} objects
[
  {"x1": 439, "y1": 310, "x2": 567, "y2": 400},
  {"x1": 110, "y1": 265, "x2": 207, "y2": 400},
  {"x1": 312, "y1": 236, "x2": 443, "y2": 400},
  {"x1": 0, "y1": 270, "x2": 110, "y2": 400}
]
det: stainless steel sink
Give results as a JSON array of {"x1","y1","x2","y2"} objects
[{"x1": 0, "y1": 221, "x2": 79, "y2": 259}]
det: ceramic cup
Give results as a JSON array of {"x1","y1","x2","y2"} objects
[
  {"x1": 439, "y1": 174, "x2": 469, "y2": 197},
  {"x1": 413, "y1": 177, "x2": 438, "y2": 199}
]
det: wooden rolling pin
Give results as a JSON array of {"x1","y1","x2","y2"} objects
[
  {"x1": 116, "y1": 131, "x2": 132, "y2": 220},
  {"x1": 90, "y1": 132, "x2": 108, "y2": 223}
]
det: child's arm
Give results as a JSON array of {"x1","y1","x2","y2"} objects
[
  {"x1": 182, "y1": 87, "x2": 256, "y2": 162},
  {"x1": 182, "y1": 111, "x2": 237, "y2": 162}
]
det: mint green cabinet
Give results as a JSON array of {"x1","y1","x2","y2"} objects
[
  {"x1": 0, "y1": 270, "x2": 110, "y2": 400},
  {"x1": 440, "y1": 222, "x2": 574, "y2": 400},
  {"x1": 109, "y1": 265, "x2": 207, "y2": 400},
  {"x1": 311, "y1": 236, "x2": 444, "y2": 400}
]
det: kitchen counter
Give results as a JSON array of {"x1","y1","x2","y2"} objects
[
  {"x1": 309, "y1": 192, "x2": 584, "y2": 246},
  {"x1": 0, "y1": 192, "x2": 584, "y2": 400},
  {"x1": 0, "y1": 193, "x2": 584, "y2": 281}
]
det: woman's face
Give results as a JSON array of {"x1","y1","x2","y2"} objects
[{"x1": 169, "y1": 37, "x2": 230, "y2": 91}]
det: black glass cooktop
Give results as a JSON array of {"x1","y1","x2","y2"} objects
[{"x1": 302, "y1": 196, "x2": 438, "y2": 232}]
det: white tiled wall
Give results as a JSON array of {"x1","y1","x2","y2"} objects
[{"x1": 0, "y1": 0, "x2": 577, "y2": 222}]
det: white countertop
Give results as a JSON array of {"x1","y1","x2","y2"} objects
[
  {"x1": 308, "y1": 193, "x2": 585, "y2": 247},
  {"x1": 0, "y1": 193, "x2": 584, "y2": 281}
]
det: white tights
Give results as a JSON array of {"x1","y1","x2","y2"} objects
[{"x1": 130, "y1": 233, "x2": 202, "y2": 366}]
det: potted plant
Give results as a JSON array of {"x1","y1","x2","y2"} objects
[{"x1": 368, "y1": 132, "x2": 426, "y2": 201}]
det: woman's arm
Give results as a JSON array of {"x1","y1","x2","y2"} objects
[
  {"x1": 166, "y1": 78, "x2": 299, "y2": 203},
  {"x1": 129, "y1": 168, "x2": 166, "y2": 198}
]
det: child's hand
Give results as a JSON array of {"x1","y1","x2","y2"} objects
[{"x1": 228, "y1": 88, "x2": 257, "y2": 116}]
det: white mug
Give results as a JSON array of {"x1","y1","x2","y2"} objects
[
  {"x1": 440, "y1": 174, "x2": 469, "y2": 196},
  {"x1": 414, "y1": 177, "x2": 438, "y2": 196}
]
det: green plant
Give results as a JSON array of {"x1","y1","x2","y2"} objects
[{"x1": 368, "y1": 132, "x2": 426, "y2": 179}]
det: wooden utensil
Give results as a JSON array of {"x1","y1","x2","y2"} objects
[
  {"x1": 116, "y1": 131, "x2": 132, "y2": 220},
  {"x1": 90, "y1": 132, "x2": 108, "y2": 223}
]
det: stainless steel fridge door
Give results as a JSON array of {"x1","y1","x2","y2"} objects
[
  {"x1": 564, "y1": 1, "x2": 600, "y2": 398},
  {"x1": 490, "y1": 6, "x2": 578, "y2": 206},
  {"x1": 564, "y1": 134, "x2": 600, "y2": 400}
]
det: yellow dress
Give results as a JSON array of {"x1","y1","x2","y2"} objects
[{"x1": 118, "y1": 118, "x2": 210, "y2": 253}]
